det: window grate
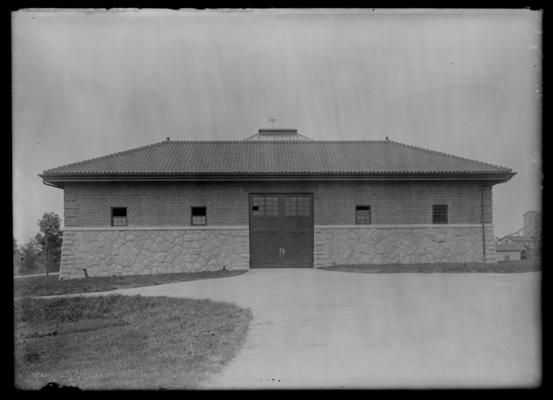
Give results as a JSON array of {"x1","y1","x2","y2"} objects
[
  {"x1": 356, "y1": 206, "x2": 371, "y2": 225},
  {"x1": 191, "y1": 207, "x2": 207, "y2": 226},
  {"x1": 111, "y1": 207, "x2": 127, "y2": 226},
  {"x1": 432, "y1": 204, "x2": 448, "y2": 224}
]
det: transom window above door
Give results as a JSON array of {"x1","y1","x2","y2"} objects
[
  {"x1": 252, "y1": 196, "x2": 279, "y2": 216},
  {"x1": 285, "y1": 196, "x2": 311, "y2": 216}
]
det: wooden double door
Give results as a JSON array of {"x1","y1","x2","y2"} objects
[{"x1": 249, "y1": 193, "x2": 314, "y2": 268}]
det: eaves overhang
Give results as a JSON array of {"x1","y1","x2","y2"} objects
[{"x1": 39, "y1": 171, "x2": 516, "y2": 189}]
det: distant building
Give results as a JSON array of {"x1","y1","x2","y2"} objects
[
  {"x1": 496, "y1": 210, "x2": 541, "y2": 261},
  {"x1": 495, "y1": 243, "x2": 527, "y2": 262},
  {"x1": 523, "y1": 210, "x2": 541, "y2": 239}
]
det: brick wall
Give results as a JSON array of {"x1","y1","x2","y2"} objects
[
  {"x1": 64, "y1": 181, "x2": 493, "y2": 227},
  {"x1": 64, "y1": 182, "x2": 249, "y2": 227},
  {"x1": 313, "y1": 181, "x2": 491, "y2": 225},
  {"x1": 481, "y1": 185, "x2": 493, "y2": 224}
]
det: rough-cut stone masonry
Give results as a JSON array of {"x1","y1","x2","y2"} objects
[
  {"x1": 482, "y1": 224, "x2": 496, "y2": 263},
  {"x1": 59, "y1": 229, "x2": 249, "y2": 279},
  {"x1": 60, "y1": 224, "x2": 495, "y2": 278},
  {"x1": 314, "y1": 225, "x2": 496, "y2": 267}
]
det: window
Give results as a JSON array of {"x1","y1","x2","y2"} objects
[
  {"x1": 505, "y1": 255, "x2": 510, "y2": 261},
  {"x1": 432, "y1": 204, "x2": 448, "y2": 224},
  {"x1": 285, "y1": 196, "x2": 310, "y2": 217},
  {"x1": 191, "y1": 207, "x2": 207, "y2": 226},
  {"x1": 252, "y1": 196, "x2": 279, "y2": 217},
  {"x1": 111, "y1": 207, "x2": 127, "y2": 226},
  {"x1": 356, "y1": 206, "x2": 371, "y2": 225}
]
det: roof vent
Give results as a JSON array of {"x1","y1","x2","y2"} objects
[
  {"x1": 244, "y1": 129, "x2": 313, "y2": 141},
  {"x1": 258, "y1": 129, "x2": 298, "y2": 136}
]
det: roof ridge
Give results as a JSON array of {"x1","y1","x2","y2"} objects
[
  {"x1": 42, "y1": 140, "x2": 169, "y2": 174},
  {"x1": 386, "y1": 140, "x2": 513, "y2": 172},
  {"x1": 166, "y1": 139, "x2": 390, "y2": 143}
]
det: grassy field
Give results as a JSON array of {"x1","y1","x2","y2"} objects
[
  {"x1": 14, "y1": 270, "x2": 246, "y2": 298},
  {"x1": 321, "y1": 259, "x2": 541, "y2": 273},
  {"x1": 14, "y1": 295, "x2": 252, "y2": 389}
]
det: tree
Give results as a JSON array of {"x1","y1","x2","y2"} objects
[
  {"x1": 35, "y1": 212, "x2": 63, "y2": 277},
  {"x1": 18, "y1": 239, "x2": 41, "y2": 275}
]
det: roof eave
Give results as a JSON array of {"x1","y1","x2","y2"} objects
[{"x1": 40, "y1": 171, "x2": 516, "y2": 186}]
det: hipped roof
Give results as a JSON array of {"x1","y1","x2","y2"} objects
[{"x1": 40, "y1": 139, "x2": 515, "y2": 185}]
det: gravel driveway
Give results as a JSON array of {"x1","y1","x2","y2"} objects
[{"x1": 114, "y1": 269, "x2": 541, "y2": 389}]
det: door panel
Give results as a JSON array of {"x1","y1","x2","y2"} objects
[
  {"x1": 282, "y1": 194, "x2": 313, "y2": 267},
  {"x1": 250, "y1": 232, "x2": 281, "y2": 268},
  {"x1": 250, "y1": 193, "x2": 313, "y2": 268},
  {"x1": 250, "y1": 195, "x2": 281, "y2": 268},
  {"x1": 283, "y1": 232, "x2": 313, "y2": 267}
]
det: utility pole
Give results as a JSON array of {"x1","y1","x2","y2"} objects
[{"x1": 45, "y1": 244, "x2": 49, "y2": 277}]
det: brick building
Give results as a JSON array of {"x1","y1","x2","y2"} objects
[{"x1": 40, "y1": 129, "x2": 515, "y2": 279}]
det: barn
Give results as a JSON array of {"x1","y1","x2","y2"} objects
[{"x1": 40, "y1": 129, "x2": 515, "y2": 279}]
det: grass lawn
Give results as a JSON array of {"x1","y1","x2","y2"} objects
[
  {"x1": 14, "y1": 270, "x2": 246, "y2": 298},
  {"x1": 14, "y1": 295, "x2": 252, "y2": 389},
  {"x1": 321, "y1": 259, "x2": 541, "y2": 273}
]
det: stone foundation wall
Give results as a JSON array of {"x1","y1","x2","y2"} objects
[
  {"x1": 314, "y1": 224, "x2": 496, "y2": 267},
  {"x1": 59, "y1": 224, "x2": 497, "y2": 278},
  {"x1": 59, "y1": 228, "x2": 249, "y2": 279}
]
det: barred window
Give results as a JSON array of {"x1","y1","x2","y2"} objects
[
  {"x1": 111, "y1": 207, "x2": 127, "y2": 226},
  {"x1": 432, "y1": 204, "x2": 448, "y2": 224},
  {"x1": 356, "y1": 206, "x2": 371, "y2": 225},
  {"x1": 191, "y1": 207, "x2": 207, "y2": 226}
]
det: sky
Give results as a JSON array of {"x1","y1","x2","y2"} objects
[{"x1": 12, "y1": 8, "x2": 542, "y2": 244}]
